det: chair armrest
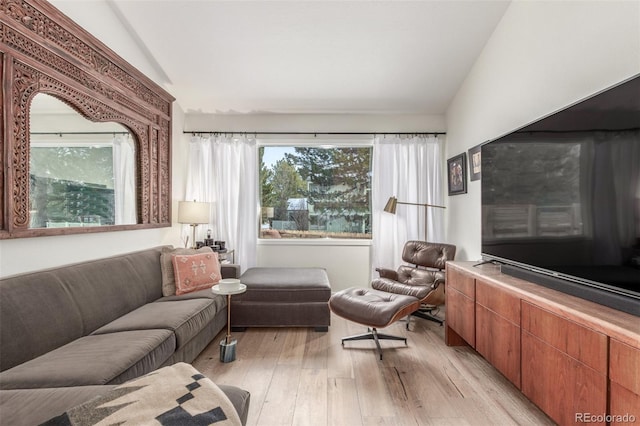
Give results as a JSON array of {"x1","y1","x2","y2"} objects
[
  {"x1": 375, "y1": 268, "x2": 399, "y2": 281},
  {"x1": 371, "y1": 277, "x2": 430, "y2": 300},
  {"x1": 221, "y1": 264, "x2": 241, "y2": 279}
]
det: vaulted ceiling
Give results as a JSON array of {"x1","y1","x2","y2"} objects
[{"x1": 52, "y1": 0, "x2": 511, "y2": 115}]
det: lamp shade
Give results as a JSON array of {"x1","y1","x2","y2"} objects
[
  {"x1": 178, "y1": 201, "x2": 210, "y2": 224},
  {"x1": 383, "y1": 196, "x2": 398, "y2": 214}
]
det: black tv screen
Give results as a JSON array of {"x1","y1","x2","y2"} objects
[{"x1": 481, "y1": 75, "x2": 640, "y2": 316}]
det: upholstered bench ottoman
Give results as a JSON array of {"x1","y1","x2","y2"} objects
[{"x1": 231, "y1": 267, "x2": 331, "y2": 331}]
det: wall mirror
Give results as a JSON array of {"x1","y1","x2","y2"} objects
[
  {"x1": 1, "y1": 0, "x2": 174, "y2": 239},
  {"x1": 29, "y1": 94, "x2": 137, "y2": 229}
]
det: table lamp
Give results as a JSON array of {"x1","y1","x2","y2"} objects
[
  {"x1": 262, "y1": 207, "x2": 275, "y2": 228},
  {"x1": 178, "y1": 200, "x2": 210, "y2": 249}
]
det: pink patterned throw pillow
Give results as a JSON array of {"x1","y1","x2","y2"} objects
[{"x1": 171, "y1": 252, "x2": 221, "y2": 295}]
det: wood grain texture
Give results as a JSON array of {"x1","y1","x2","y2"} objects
[
  {"x1": 475, "y1": 278, "x2": 520, "y2": 324},
  {"x1": 610, "y1": 338, "x2": 640, "y2": 395},
  {"x1": 522, "y1": 301, "x2": 607, "y2": 374},
  {"x1": 447, "y1": 262, "x2": 640, "y2": 349},
  {"x1": 445, "y1": 287, "x2": 475, "y2": 347},
  {"x1": 522, "y1": 331, "x2": 607, "y2": 426},
  {"x1": 475, "y1": 303, "x2": 521, "y2": 388},
  {"x1": 446, "y1": 266, "x2": 475, "y2": 298},
  {"x1": 193, "y1": 312, "x2": 554, "y2": 426},
  {"x1": 444, "y1": 325, "x2": 468, "y2": 347},
  {"x1": 609, "y1": 382, "x2": 640, "y2": 425}
]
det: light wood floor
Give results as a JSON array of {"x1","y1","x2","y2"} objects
[{"x1": 193, "y1": 312, "x2": 555, "y2": 426}]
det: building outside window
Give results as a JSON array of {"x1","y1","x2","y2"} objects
[
  {"x1": 259, "y1": 143, "x2": 372, "y2": 239},
  {"x1": 30, "y1": 145, "x2": 116, "y2": 228}
]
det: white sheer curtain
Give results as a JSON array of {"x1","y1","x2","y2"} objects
[
  {"x1": 371, "y1": 134, "x2": 444, "y2": 275},
  {"x1": 112, "y1": 134, "x2": 136, "y2": 225},
  {"x1": 186, "y1": 134, "x2": 258, "y2": 271}
]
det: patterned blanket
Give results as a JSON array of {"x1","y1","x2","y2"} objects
[{"x1": 42, "y1": 363, "x2": 242, "y2": 426}]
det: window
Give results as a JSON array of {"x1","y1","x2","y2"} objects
[
  {"x1": 28, "y1": 132, "x2": 136, "y2": 228},
  {"x1": 259, "y1": 143, "x2": 372, "y2": 239},
  {"x1": 30, "y1": 145, "x2": 116, "y2": 227}
]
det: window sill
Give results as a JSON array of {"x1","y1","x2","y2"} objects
[{"x1": 257, "y1": 238, "x2": 372, "y2": 247}]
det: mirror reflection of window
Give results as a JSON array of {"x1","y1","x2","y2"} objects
[{"x1": 29, "y1": 93, "x2": 137, "y2": 228}]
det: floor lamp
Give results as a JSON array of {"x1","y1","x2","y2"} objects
[
  {"x1": 178, "y1": 200, "x2": 210, "y2": 249},
  {"x1": 384, "y1": 196, "x2": 445, "y2": 242},
  {"x1": 384, "y1": 196, "x2": 447, "y2": 325}
]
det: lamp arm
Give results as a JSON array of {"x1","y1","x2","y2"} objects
[{"x1": 396, "y1": 201, "x2": 446, "y2": 209}]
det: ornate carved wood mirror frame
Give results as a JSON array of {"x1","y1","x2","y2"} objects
[{"x1": 0, "y1": 0, "x2": 173, "y2": 239}]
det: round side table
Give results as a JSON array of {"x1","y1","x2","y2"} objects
[{"x1": 211, "y1": 283, "x2": 247, "y2": 362}]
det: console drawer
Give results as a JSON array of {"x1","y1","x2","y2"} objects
[
  {"x1": 447, "y1": 266, "x2": 474, "y2": 298},
  {"x1": 521, "y1": 301, "x2": 607, "y2": 374},
  {"x1": 476, "y1": 278, "x2": 520, "y2": 324},
  {"x1": 446, "y1": 287, "x2": 475, "y2": 347}
]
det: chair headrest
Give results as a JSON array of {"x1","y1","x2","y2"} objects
[{"x1": 402, "y1": 240, "x2": 456, "y2": 270}]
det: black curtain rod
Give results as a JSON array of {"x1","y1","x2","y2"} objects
[
  {"x1": 183, "y1": 131, "x2": 446, "y2": 136},
  {"x1": 31, "y1": 131, "x2": 130, "y2": 135}
]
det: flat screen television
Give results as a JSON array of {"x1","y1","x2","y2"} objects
[{"x1": 481, "y1": 75, "x2": 640, "y2": 316}]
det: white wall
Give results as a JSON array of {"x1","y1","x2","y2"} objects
[
  {"x1": 50, "y1": 0, "x2": 170, "y2": 89},
  {"x1": 257, "y1": 240, "x2": 371, "y2": 292},
  {"x1": 185, "y1": 113, "x2": 445, "y2": 134},
  {"x1": 444, "y1": 0, "x2": 640, "y2": 261}
]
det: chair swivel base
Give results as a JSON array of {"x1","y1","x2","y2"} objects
[
  {"x1": 342, "y1": 327, "x2": 407, "y2": 360},
  {"x1": 412, "y1": 309, "x2": 443, "y2": 326}
]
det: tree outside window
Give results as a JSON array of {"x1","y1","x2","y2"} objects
[
  {"x1": 30, "y1": 146, "x2": 115, "y2": 227},
  {"x1": 259, "y1": 145, "x2": 372, "y2": 239}
]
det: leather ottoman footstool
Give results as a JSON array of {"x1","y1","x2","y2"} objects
[
  {"x1": 231, "y1": 267, "x2": 331, "y2": 331},
  {"x1": 329, "y1": 287, "x2": 420, "y2": 359}
]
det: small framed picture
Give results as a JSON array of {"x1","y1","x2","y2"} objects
[
  {"x1": 468, "y1": 144, "x2": 482, "y2": 181},
  {"x1": 447, "y1": 152, "x2": 467, "y2": 195}
]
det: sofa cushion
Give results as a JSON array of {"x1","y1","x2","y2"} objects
[
  {"x1": 172, "y1": 252, "x2": 221, "y2": 295},
  {"x1": 0, "y1": 247, "x2": 168, "y2": 373},
  {"x1": 91, "y1": 298, "x2": 225, "y2": 349},
  {"x1": 157, "y1": 287, "x2": 220, "y2": 301},
  {"x1": 0, "y1": 329, "x2": 175, "y2": 389},
  {"x1": 160, "y1": 246, "x2": 214, "y2": 296},
  {"x1": 0, "y1": 386, "x2": 115, "y2": 426},
  {"x1": 60, "y1": 247, "x2": 166, "y2": 334},
  {"x1": 0, "y1": 273, "x2": 83, "y2": 372}
]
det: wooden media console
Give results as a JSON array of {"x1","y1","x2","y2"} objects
[{"x1": 445, "y1": 261, "x2": 639, "y2": 426}]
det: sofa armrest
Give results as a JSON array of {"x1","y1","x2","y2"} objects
[
  {"x1": 221, "y1": 264, "x2": 240, "y2": 279},
  {"x1": 218, "y1": 384, "x2": 251, "y2": 426}
]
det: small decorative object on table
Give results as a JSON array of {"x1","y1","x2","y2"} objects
[
  {"x1": 204, "y1": 228, "x2": 214, "y2": 247},
  {"x1": 212, "y1": 280, "x2": 247, "y2": 363}
]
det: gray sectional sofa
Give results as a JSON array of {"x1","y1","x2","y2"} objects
[{"x1": 0, "y1": 246, "x2": 250, "y2": 425}]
